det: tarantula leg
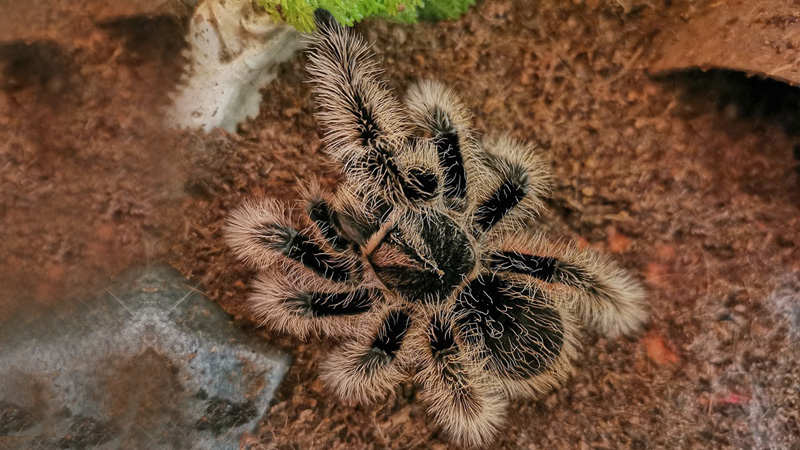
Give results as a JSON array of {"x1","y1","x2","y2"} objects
[
  {"x1": 397, "y1": 145, "x2": 441, "y2": 203},
  {"x1": 262, "y1": 225, "x2": 356, "y2": 283},
  {"x1": 473, "y1": 163, "x2": 530, "y2": 232},
  {"x1": 490, "y1": 251, "x2": 560, "y2": 280},
  {"x1": 310, "y1": 11, "x2": 440, "y2": 207},
  {"x1": 308, "y1": 11, "x2": 405, "y2": 188},
  {"x1": 329, "y1": 180, "x2": 389, "y2": 247},
  {"x1": 249, "y1": 267, "x2": 379, "y2": 338},
  {"x1": 491, "y1": 231, "x2": 648, "y2": 336},
  {"x1": 472, "y1": 135, "x2": 551, "y2": 233},
  {"x1": 405, "y1": 81, "x2": 482, "y2": 210},
  {"x1": 414, "y1": 311, "x2": 507, "y2": 447},
  {"x1": 299, "y1": 180, "x2": 353, "y2": 252},
  {"x1": 308, "y1": 197, "x2": 351, "y2": 252},
  {"x1": 309, "y1": 11, "x2": 408, "y2": 154},
  {"x1": 226, "y1": 198, "x2": 360, "y2": 283},
  {"x1": 454, "y1": 272, "x2": 578, "y2": 398},
  {"x1": 320, "y1": 308, "x2": 414, "y2": 403}
]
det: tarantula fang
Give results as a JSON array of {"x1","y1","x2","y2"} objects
[{"x1": 226, "y1": 10, "x2": 647, "y2": 447}]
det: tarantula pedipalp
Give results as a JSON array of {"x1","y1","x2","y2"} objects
[{"x1": 226, "y1": 10, "x2": 647, "y2": 447}]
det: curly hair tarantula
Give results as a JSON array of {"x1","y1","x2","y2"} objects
[{"x1": 226, "y1": 10, "x2": 647, "y2": 447}]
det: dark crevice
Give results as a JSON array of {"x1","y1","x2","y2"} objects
[
  {"x1": 659, "y1": 69, "x2": 800, "y2": 136},
  {"x1": 0, "y1": 41, "x2": 74, "y2": 97},
  {"x1": 98, "y1": 15, "x2": 188, "y2": 67}
]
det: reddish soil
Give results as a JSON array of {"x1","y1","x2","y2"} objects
[{"x1": 1, "y1": 0, "x2": 799, "y2": 448}]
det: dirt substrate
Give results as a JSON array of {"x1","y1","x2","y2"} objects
[{"x1": 1, "y1": 0, "x2": 799, "y2": 448}]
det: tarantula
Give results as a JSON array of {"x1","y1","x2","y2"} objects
[{"x1": 226, "y1": 10, "x2": 647, "y2": 447}]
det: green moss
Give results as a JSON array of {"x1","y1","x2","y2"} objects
[
  {"x1": 418, "y1": 0, "x2": 475, "y2": 21},
  {"x1": 256, "y1": 0, "x2": 474, "y2": 32}
]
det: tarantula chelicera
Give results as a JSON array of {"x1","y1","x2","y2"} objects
[{"x1": 227, "y1": 10, "x2": 647, "y2": 447}]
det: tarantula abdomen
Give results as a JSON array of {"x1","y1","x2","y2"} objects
[{"x1": 455, "y1": 274, "x2": 570, "y2": 382}]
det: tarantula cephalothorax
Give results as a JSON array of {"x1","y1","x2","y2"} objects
[{"x1": 227, "y1": 10, "x2": 647, "y2": 447}]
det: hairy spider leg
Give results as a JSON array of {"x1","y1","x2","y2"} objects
[
  {"x1": 298, "y1": 180, "x2": 354, "y2": 252},
  {"x1": 226, "y1": 198, "x2": 362, "y2": 284},
  {"x1": 490, "y1": 231, "x2": 648, "y2": 337},
  {"x1": 331, "y1": 180, "x2": 390, "y2": 246},
  {"x1": 471, "y1": 135, "x2": 552, "y2": 234},
  {"x1": 413, "y1": 310, "x2": 508, "y2": 447},
  {"x1": 320, "y1": 307, "x2": 416, "y2": 403},
  {"x1": 248, "y1": 267, "x2": 381, "y2": 339},
  {"x1": 309, "y1": 10, "x2": 440, "y2": 209},
  {"x1": 405, "y1": 80, "x2": 487, "y2": 212},
  {"x1": 227, "y1": 197, "x2": 383, "y2": 338},
  {"x1": 453, "y1": 272, "x2": 579, "y2": 398},
  {"x1": 308, "y1": 198, "x2": 352, "y2": 252}
]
